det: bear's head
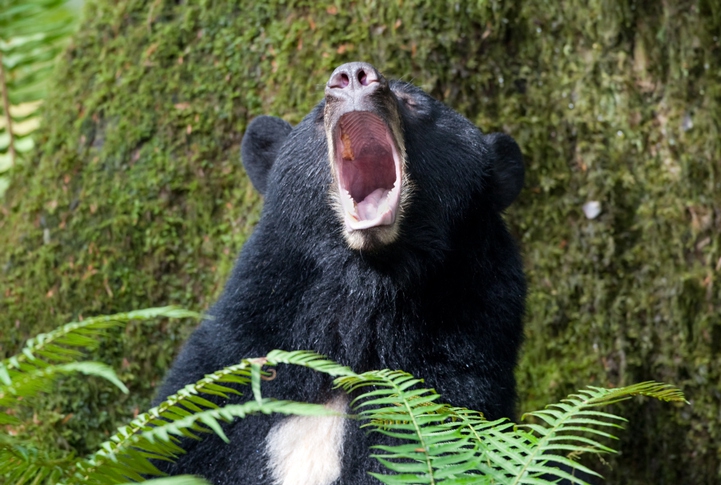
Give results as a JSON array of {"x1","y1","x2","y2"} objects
[{"x1": 241, "y1": 62, "x2": 523, "y2": 254}]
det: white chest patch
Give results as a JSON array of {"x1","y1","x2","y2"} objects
[{"x1": 265, "y1": 395, "x2": 348, "y2": 485}]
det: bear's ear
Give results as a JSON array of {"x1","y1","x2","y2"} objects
[
  {"x1": 482, "y1": 132, "x2": 524, "y2": 211},
  {"x1": 241, "y1": 116, "x2": 293, "y2": 195}
]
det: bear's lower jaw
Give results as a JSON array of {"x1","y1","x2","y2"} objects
[
  {"x1": 341, "y1": 221, "x2": 402, "y2": 251},
  {"x1": 340, "y1": 184, "x2": 399, "y2": 231}
]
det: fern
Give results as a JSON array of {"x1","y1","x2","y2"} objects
[
  {"x1": 73, "y1": 349, "x2": 685, "y2": 485},
  {"x1": 1, "y1": 314, "x2": 686, "y2": 485},
  {"x1": 336, "y1": 370, "x2": 488, "y2": 484},
  {"x1": 335, "y1": 370, "x2": 471, "y2": 484},
  {"x1": 72, "y1": 361, "x2": 256, "y2": 483},
  {"x1": 0, "y1": 361, "x2": 128, "y2": 411},
  {"x1": 503, "y1": 382, "x2": 688, "y2": 485},
  {"x1": 71, "y1": 350, "x2": 355, "y2": 484},
  {"x1": 74, "y1": 399, "x2": 335, "y2": 484},
  {"x1": 0, "y1": 307, "x2": 200, "y2": 485},
  {"x1": 0, "y1": 307, "x2": 198, "y2": 407},
  {"x1": 0, "y1": 0, "x2": 78, "y2": 195},
  {"x1": 334, "y1": 371, "x2": 686, "y2": 485},
  {"x1": 265, "y1": 349, "x2": 358, "y2": 377},
  {"x1": 0, "y1": 438, "x2": 72, "y2": 485}
]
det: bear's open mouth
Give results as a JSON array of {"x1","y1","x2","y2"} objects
[{"x1": 333, "y1": 111, "x2": 402, "y2": 232}]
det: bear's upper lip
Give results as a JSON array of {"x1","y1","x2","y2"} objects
[{"x1": 332, "y1": 111, "x2": 402, "y2": 232}]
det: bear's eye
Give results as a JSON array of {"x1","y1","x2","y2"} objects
[{"x1": 400, "y1": 95, "x2": 418, "y2": 109}]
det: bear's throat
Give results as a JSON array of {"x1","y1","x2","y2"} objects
[{"x1": 334, "y1": 111, "x2": 401, "y2": 231}]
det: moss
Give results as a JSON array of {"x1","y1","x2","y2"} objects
[{"x1": 1, "y1": 0, "x2": 719, "y2": 482}]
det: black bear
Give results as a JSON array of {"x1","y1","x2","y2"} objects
[{"x1": 154, "y1": 62, "x2": 526, "y2": 484}]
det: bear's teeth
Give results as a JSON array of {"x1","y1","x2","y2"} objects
[{"x1": 343, "y1": 188, "x2": 356, "y2": 205}]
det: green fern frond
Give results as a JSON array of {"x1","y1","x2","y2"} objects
[
  {"x1": 0, "y1": 0, "x2": 79, "y2": 185},
  {"x1": 336, "y1": 370, "x2": 482, "y2": 484},
  {"x1": 0, "y1": 361, "x2": 128, "y2": 408},
  {"x1": 256, "y1": 349, "x2": 358, "y2": 404},
  {"x1": 0, "y1": 437, "x2": 74, "y2": 485},
  {"x1": 73, "y1": 399, "x2": 339, "y2": 484},
  {"x1": 72, "y1": 350, "x2": 351, "y2": 484},
  {"x1": 72, "y1": 360, "x2": 253, "y2": 482},
  {"x1": 458, "y1": 382, "x2": 688, "y2": 485},
  {"x1": 0, "y1": 307, "x2": 198, "y2": 420},
  {"x1": 266, "y1": 349, "x2": 358, "y2": 377},
  {"x1": 334, "y1": 370, "x2": 686, "y2": 485},
  {"x1": 498, "y1": 382, "x2": 688, "y2": 485},
  {"x1": 0, "y1": 461, "x2": 63, "y2": 485},
  {"x1": 0, "y1": 307, "x2": 200, "y2": 385},
  {"x1": 0, "y1": 307, "x2": 200, "y2": 484},
  {"x1": 1, "y1": 341, "x2": 683, "y2": 485},
  {"x1": 577, "y1": 381, "x2": 688, "y2": 406}
]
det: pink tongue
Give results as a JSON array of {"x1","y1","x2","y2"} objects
[{"x1": 356, "y1": 188, "x2": 387, "y2": 220}]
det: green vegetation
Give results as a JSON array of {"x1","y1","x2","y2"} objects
[
  {"x1": 0, "y1": 307, "x2": 201, "y2": 484},
  {"x1": 0, "y1": 0, "x2": 718, "y2": 483},
  {"x1": 1, "y1": 311, "x2": 686, "y2": 483},
  {"x1": 0, "y1": 0, "x2": 78, "y2": 194}
]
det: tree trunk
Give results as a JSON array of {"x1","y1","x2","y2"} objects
[{"x1": 1, "y1": 1, "x2": 719, "y2": 482}]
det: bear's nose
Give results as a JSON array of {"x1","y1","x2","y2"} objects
[{"x1": 327, "y1": 62, "x2": 382, "y2": 91}]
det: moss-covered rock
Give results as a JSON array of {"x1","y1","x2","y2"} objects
[{"x1": 1, "y1": 0, "x2": 719, "y2": 482}]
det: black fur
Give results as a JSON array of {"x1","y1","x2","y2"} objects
[
  {"x1": 483, "y1": 132, "x2": 525, "y2": 211},
  {"x1": 154, "y1": 79, "x2": 526, "y2": 483},
  {"x1": 240, "y1": 115, "x2": 293, "y2": 195}
]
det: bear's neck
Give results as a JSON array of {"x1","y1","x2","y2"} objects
[{"x1": 218, "y1": 216, "x2": 499, "y2": 373}]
